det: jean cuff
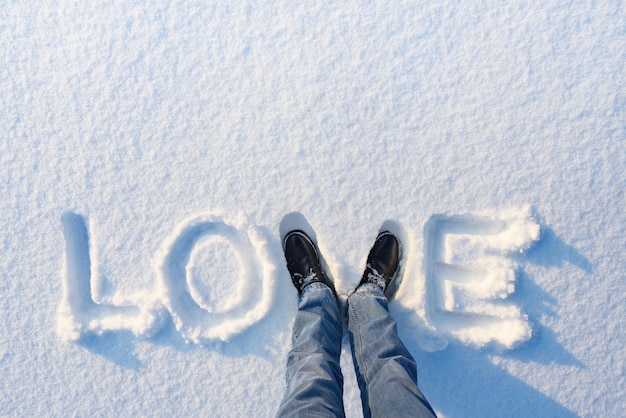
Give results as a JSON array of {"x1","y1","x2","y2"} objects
[
  {"x1": 300, "y1": 281, "x2": 332, "y2": 299},
  {"x1": 354, "y1": 282, "x2": 385, "y2": 298}
]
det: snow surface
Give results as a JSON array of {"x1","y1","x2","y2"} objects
[{"x1": 1, "y1": 0, "x2": 625, "y2": 416}]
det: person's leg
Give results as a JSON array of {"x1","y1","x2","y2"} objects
[
  {"x1": 277, "y1": 282, "x2": 345, "y2": 417},
  {"x1": 347, "y1": 232, "x2": 436, "y2": 418},
  {"x1": 348, "y1": 284, "x2": 435, "y2": 417},
  {"x1": 277, "y1": 230, "x2": 345, "y2": 418}
]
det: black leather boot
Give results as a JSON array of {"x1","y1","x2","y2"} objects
[
  {"x1": 358, "y1": 231, "x2": 400, "y2": 295},
  {"x1": 283, "y1": 230, "x2": 335, "y2": 294}
]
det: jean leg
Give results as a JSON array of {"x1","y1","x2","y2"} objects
[
  {"x1": 277, "y1": 282, "x2": 345, "y2": 418},
  {"x1": 347, "y1": 284, "x2": 436, "y2": 418}
]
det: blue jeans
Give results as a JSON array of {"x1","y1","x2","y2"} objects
[{"x1": 277, "y1": 283, "x2": 436, "y2": 418}]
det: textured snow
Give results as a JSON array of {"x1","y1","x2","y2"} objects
[{"x1": 2, "y1": 0, "x2": 625, "y2": 417}]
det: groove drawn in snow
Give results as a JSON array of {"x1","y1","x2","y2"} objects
[
  {"x1": 157, "y1": 214, "x2": 278, "y2": 344},
  {"x1": 423, "y1": 207, "x2": 540, "y2": 349},
  {"x1": 58, "y1": 213, "x2": 164, "y2": 341},
  {"x1": 59, "y1": 208, "x2": 537, "y2": 348}
]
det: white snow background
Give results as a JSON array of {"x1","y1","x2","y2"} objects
[{"x1": 1, "y1": 0, "x2": 625, "y2": 416}]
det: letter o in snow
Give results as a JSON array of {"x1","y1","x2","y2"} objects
[{"x1": 158, "y1": 215, "x2": 276, "y2": 344}]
